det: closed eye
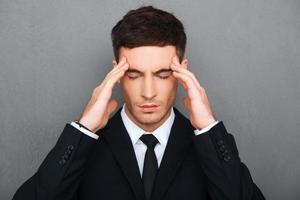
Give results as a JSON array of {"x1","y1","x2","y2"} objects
[
  {"x1": 126, "y1": 71, "x2": 141, "y2": 79},
  {"x1": 156, "y1": 71, "x2": 172, "y2": 79},
  {"x1": 125, "y1": 68, "x2": 173, "y2": 80},
  {"x1": 157, "y1": 75, "x2": 170, "y2": 79},
  {"x1": 128, "y1": 75, "x2": 170, "y2": 80}
]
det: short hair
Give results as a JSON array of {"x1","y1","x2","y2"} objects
[{"x1": 111, "y1": 5, "x2": 187, "y2": 63}]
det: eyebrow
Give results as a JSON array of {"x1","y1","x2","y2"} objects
[{"x1": 126, "y1": 67, "x2": 173, "y2": 75}]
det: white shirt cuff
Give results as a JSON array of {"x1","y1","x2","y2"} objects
[
  {"x1": 70, "y1": 121, "x2": 99, "y2": 140},
  {"x1": 194, "y1": 121, "x2": 219, "y2": 135}
]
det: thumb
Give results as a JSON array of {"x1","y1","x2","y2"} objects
[
  {"x1": 106, "y1": 99, "x2": 119, "y2": 116},
  {"x1": 182, "y1": 96, "x2": 191, "y2": 112}
]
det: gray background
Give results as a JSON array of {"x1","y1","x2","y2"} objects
[{"x1": 0, "y1": 0, "x2": 299, "y2": 199}]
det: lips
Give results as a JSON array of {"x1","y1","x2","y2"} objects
[
  {"x1": 139, "y1": 104, "x2": 159, "y2": 112},
  {"x1": 140, "y1": 104, "x2": 158, "y2": 108}
]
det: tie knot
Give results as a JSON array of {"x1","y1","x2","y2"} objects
[{"x1": 140, "y1": 134, "x2": 159, "y2": 149}]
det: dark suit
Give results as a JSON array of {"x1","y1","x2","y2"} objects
[{"x1": 13, "y1": 107, "x2": 265, "y2": 200}]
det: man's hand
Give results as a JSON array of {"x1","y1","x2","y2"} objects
[
  {"x1": 170, "y1": 56, "x2": 217, "y2": 130},
  {"x1": 78, "y1": 56, "x2": 129, "y2": 133}
]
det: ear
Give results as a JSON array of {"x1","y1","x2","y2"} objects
[
  {"x1": 112, "y1": 59, "x2": 122, "y2": 84},
  {"x1": 112, "y1": 59, "x2": 117, "y2": 69},
  {"x1": 181, "y1": 58, "x2": 188, "y2": 69}
]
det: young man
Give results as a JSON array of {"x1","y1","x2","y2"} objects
[{"x1": 13, "y1": 5, "x2": 265, "y2": 200}]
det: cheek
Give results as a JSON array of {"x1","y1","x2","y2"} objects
[
  {"x1": 121, "y1": 80, "x2": 140, "y2": 99},
  {"x1": 156, "y1": 79, "x2": 177, "y2": 96}
]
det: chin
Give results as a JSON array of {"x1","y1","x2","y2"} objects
[{"x1": 135, "y1": 108, "x2": 167, "y2": 125}]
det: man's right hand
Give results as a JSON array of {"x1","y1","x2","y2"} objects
[{"x1": 78, "y1": 56, "x2": 129, "y2": 133}]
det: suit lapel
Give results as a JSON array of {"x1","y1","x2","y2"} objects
[
  {"x1": 101, "y1": 107, "x2": 193, "y2": 200},
  {"x1": 102, "y1": 108, "x2": 146, "y2": 200},
  {"x1": 151, "y1": 107, "x2": 193, "y2": 200}
]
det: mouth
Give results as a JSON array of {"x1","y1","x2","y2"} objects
[{"x1": 139, "y1": 104, "x2": 159, "y2": 112}]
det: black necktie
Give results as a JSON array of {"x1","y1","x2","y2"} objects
[{"x1": 140, "y1": 134, "x2": 159, "y2": 200}]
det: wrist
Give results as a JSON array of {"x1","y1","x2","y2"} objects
[
  {"x1": 77, "y1": 119, "x2": 96, "y2": 133},
  {"x1": 196, "y1": 117, "x2": 217, "y2": 130}
]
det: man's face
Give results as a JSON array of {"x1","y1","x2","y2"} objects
[{"x1": 112, "y1": 45, "x2": 187, "y2": 132}]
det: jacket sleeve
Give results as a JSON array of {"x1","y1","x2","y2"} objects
[
  {"x1": 12, "y1": 123, "x2": 98, "y2": 200},
  {"x1": 192, "y1": 121, "x2": 265, "y2": 200}
]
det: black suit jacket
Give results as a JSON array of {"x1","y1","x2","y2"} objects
[{"x1": 13, "y1": 107, "x2": 265, "y2": 200}]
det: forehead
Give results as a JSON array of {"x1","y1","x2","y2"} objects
[{"x1": 119, "y1": 45, "x2": 177, "y2": 71}]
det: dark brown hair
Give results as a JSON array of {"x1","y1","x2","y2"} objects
[{"x1": 111, "y1": 5, "x2": 187, "y2": 62}]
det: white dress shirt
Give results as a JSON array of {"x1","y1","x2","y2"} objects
[{"x1": 70, "y1": 104, "x2": 219, "y2": 177}]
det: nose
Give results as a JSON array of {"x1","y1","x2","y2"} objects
[{"x1": 141, "y1": 75, "x2": 157, "y2": 100}]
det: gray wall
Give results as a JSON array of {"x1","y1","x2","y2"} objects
[{"x1": 1, "y1": 0, "x2": 299, "y2": 199}]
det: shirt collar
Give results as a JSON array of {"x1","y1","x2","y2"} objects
[{"x1": 120, "y1": 103, "x2": 175, "y2": 147}]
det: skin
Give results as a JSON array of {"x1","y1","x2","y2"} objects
[
  {"x1": 79, "y1": 45, "x2": 216, "y2": 133},
  {"x1": 113, "y1": 46, "x2": 185, "y2": 132},
  {"x1": 113, "y1": 45, "x2": 215, "y2": 132}
]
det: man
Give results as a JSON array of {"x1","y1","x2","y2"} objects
[{"x1": 13, "y1": 5, "x2": 265, "y2": 200}]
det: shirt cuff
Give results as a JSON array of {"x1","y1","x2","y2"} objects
[
  {"x1": 70, "y1": 121, "x2": 99, "y2": 140},
  {"x1": 194, "y1": 121, "x2": 219, "y2": 135}
]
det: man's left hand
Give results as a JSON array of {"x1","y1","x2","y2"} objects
[{"x1": 170, "y1": 56, "x2": 217, "y2": 130}]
